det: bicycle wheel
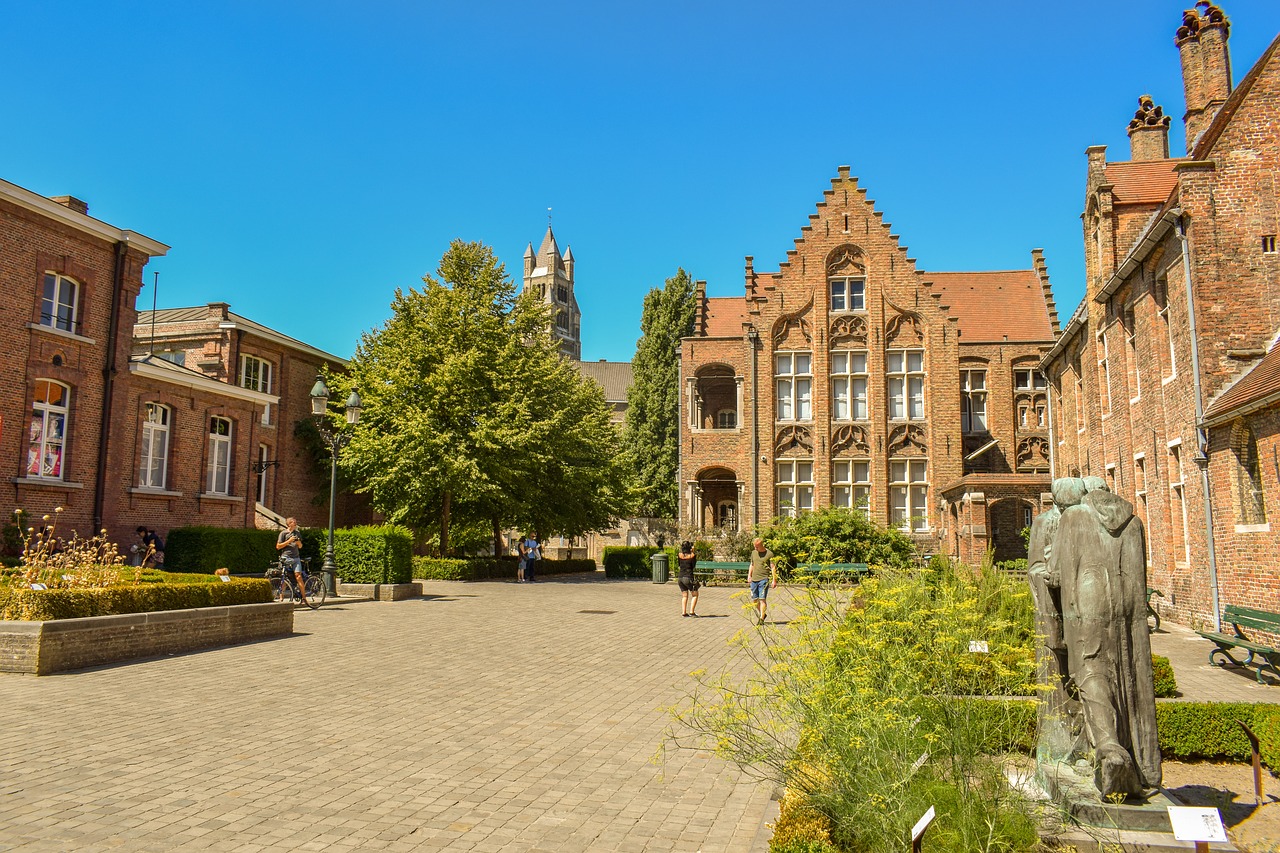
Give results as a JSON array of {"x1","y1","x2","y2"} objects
[
  {"x1": 302, "y1": 574, "x2": 325, "y2": 609},
  {"x1": 270, "y1": 578, "x2": 286, "y2": 603}
]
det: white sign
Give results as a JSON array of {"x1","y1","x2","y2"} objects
[
  {"x1": 910, "y1": 751, "x2": 930, "y2": 773},
  {"x1": 29, "y1": 583, "x2": 47, "y2": 591},
  {"x1": 1168, "y1": 806, "x2": 1227, "y2": 842},
  {"x1": 968, "y1": 640, "x2": 989, "y2": 653},
  {"x1": 911, "y1": 805, "x2": 936, "y2": 842},
  {"x1": 219, "y1": 575, "x2": 231, "y2": 582}
]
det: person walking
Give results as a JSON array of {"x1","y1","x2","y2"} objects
[
  {"x1": 522, "y1": 533, "x2": 541, "y2": 583},
  {"x1": 748, "y1": 537, "x2": 778, "y2": 624},
  {"x1": 677, "y1": 541, "x2": 700, "y2": 617}
]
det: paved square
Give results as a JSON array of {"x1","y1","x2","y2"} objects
[{"x1": 0, "y1": 577, "x2": 777, "y2": 852}]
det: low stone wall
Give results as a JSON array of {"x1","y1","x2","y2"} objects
[
  {"x1": 338, "y1": 582, "x2": 422, "y2": 601},
  {"x1": 0, "y1": 601, "x2": 294, "y2": 676}
]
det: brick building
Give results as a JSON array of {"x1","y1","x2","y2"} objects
[
  {"x1": 679, "y1": 168, "x2": 1059, "y2": 562},
  {"x1": 1040, "y1": 4, "x2": 1280, "y2": 628},
  {"x1": 127, "y1": 303, "x2": 360, "y2": 533},
  {"x1": 1, "y1": 179, "x2": 169, "y2": 541}
]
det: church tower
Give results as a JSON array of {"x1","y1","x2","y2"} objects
[{"x1": 522, "y1": 226, "x2": 581, "y2": 359}]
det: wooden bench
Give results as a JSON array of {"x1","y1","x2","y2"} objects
[
  {"x1": 796, "y1": 562, "x2": 870, "y2": 582},
  {"x1": 1196, "y1": 604, "x2": 1280, "y2": 684},
  {"x1": 693, "y1": 561, "x2": 750, "y2": 584}
]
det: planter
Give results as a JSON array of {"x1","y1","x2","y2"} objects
[{"x1": 0, "y1": 601, "x2": 294, "y2": 675}]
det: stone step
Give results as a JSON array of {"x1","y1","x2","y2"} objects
[{"x1": 1054, "y1": 826, "x2": 1237, "y2": 851}]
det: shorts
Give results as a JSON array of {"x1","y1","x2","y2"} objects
[
  {"x1": 678, "y1": 576, "x2": 700, "y2": 592},
  {"x1": 750, "y1": 579, "x2": 770, "y2": 601}
]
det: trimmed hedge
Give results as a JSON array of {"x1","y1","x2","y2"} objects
[
  {"x1": 0, "y1": 578, "x2": 273, "y2": 621},
  {"x1": 1152, "y1": 654, "x2": 1178, "y2": 698},
  {"x1": 166, "y1": 526, "x2": 324, "y2": 574},
  {"x1": 413, "y1": 556, "x2": 597, "y2": 581},
  {"x1": 602, "y1": 546, "x2": 676, "y2": 579},
  {"x1": 333, "y1": 525, "x2": 413, "y2": 584}
]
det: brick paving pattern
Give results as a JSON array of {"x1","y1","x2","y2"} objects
[{"x1": 0, "y1": 577, "x2": 778, "y2": 852}]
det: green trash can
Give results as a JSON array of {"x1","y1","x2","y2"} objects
[{"x1": 651, "y1": 551, "x2": 669, "y2": 584}]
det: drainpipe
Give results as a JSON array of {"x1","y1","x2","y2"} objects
[
  {"x1": 93, "y1": 240, "x2": 129, "y2": 533},
  {"x1": 1045, "y1": 378, "x2": 1056, "y2": 479},
  {"x1": 675, "y1": 343, "x2": 683, "y2": 527},
  {"x1": 747, "y1": 328, "x2": 760, "y2": 528},
  {"x1": 1176, "y1": 215, "x2": 1221, "y2": 632}
]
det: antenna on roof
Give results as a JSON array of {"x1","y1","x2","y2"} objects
[
  {"x1": 149, "y1": 271, "x2": 159, "y2": 356},
  {"x1": 547, "y1": 207, "x2": 552, "y2": 228}
]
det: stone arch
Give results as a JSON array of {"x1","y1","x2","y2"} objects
[
  {"x1": 825, "y1": 244, "x2": 867, "y2": 277},
  {"x1": 830, "y1": 313, "x2": 868, "y2": 346},
  {"x1": 772, "y1": 297, "x2": 814, "y2": 348},
  {"x1": 887, "y1": 424, "x2": 927, "y2": 457},
  {"x1": 775, "y1": 425, "x2": 813, "y2": 457},
  {"x1": 831, "y1": 424, "x2": 870, "y2": 456}
]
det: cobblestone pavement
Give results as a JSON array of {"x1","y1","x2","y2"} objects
[
  {"x1": 0, "y1": 576, "x2": 782, "y2": 852},
  {"x1": 1150, "y1": 620, "x2": 1280, "y2": 704}
]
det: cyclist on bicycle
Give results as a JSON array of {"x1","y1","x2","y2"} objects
[{"x1": 276, "y1": 517, "x2": 308, "y2": 607}]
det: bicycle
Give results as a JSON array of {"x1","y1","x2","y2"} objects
[{"x1": 266, "y1": 557, "x2": 325, "y2": 610}]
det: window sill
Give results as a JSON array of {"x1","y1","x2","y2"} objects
[
  {"x1": 1130, "y1": 396, "x2": 1141, "y2": 405},
  {"x1": 27, "y1": 323, "x2": 96, "y2": 345},
  {"x1": 1162, "y1": 374, "x2": 1177, "y2": 386},
  {"x1": 199, "y1": 493, "x2": 244, "y2": 503},
  {"x1": 691, "y1": 427, "x2": 741, "y2": 433},
  {"x1": 1235, "y1": 523, "x2": 1271, "y2": 534},
  {"x1": 130, "y1": 487, "x2": 183, "y2": 498},
  {"x1": 11, "y1": 477, "x2": 84, "y2": 489}
]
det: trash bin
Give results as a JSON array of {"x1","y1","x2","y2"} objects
[{"x1": 650, "y1": 551, "x2": 669, "y2": 584}]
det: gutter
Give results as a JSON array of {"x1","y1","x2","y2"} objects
[
  {"x1": 748, "y1": 327, "x2": 760, "y2": 528},
  {"x1": 1176, "y1": 215, "x2": 1221, "y2": 632},
  {"x1": 93, "y1": 240, "x2": 128, "y2": 532},
  {"x1": 1202, "y1": 387, "x2": 1280, "y2": 429}
]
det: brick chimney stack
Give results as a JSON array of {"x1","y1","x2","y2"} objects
[
  {"x1": 49, "y1": 196, "x2": 88, "y2": 215},
  {"x1": 1176, "y1": 2, "x2": 1233, "y2": 153},
  {"x1": 1127, "y1": 95, "x2": 1171, "y2": 160}
]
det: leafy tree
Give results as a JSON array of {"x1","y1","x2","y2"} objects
[
  {"x1": 622, "y1": 268, "x2": 696, "y2": 518},
  {"x1": 332, "y1": 240, "x2": 630, "y2": 554},
  {"x1": 754, "y1": 506, "x2": 916, "y2": 569}
]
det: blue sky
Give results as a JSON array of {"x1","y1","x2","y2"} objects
[{"x1": 3, "y1": 2, "x2": 1276, "y2": 362}]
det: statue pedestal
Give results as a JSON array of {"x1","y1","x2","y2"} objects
[{"x1": 1038, "y1": 762, "x2": 1239, "y2": 851}]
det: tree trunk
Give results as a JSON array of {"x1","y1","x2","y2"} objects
[
  {"x1": 441, "y1": 490, "x2": 451, "y2": 557},
  {"x1": 492, "y1": 517, "x2": 502, "y2": 559}
]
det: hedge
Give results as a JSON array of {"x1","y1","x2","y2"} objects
[
  {"x1": 0, "y1": 578, "x2": 273, "y2": 621},
  {"x1": 166, "y1": 526, "x2": 324, "y2": 574},
  {"x1": 413, "y1": 556, "x2": 597, "y2": 581},
  {"x1": 333, "y1": 525, "x2": 413, "y2": 584},
  {"x1": 602, "y1": 546, "x2": 676, "y2": 579}
]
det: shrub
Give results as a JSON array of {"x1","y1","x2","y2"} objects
[
  {"x1": 166, "y1": 527, "x2": 287, "y2": 574},
  {"x1": 413, "y1": 556, "x2": 597, "y2": 581},
  {"x1": 693, "y1": 540, "x2": 715, "y2": 561},
  {"x1": 333, "y1": 525, "x2": 413, "y2": 584},
  {"x1": 0, "y1": 578, "x2": 273, "y2": 620},
  {"x1": 1152, "y1": 654, "x2": 1178, "y2": 698},
  {"x1": 413, "y1": 557, "x2": 474, "y2": 581},
  {"x1": 755, "y1": 506, "x2": 916, "y2": 569},
  {"x1": 602, "y1": 546, "x2": 674, "y2": 579}
]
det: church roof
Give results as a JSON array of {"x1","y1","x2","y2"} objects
[
  {"x1": 537, "y1": 226, "x2": 560, "y2": 262},
  {"x1": 1103, "y1": 160, "x2": 1182, "y2": 205},
  {"x1": 575, "y1": 360, "x2": 633, "y2": 403},
  {"x1": 703, "y1": 297, "x2": 747, "y2": 337},
  {"x1": 929, "y1": 270, "x2": 1055, "y2": 343}
]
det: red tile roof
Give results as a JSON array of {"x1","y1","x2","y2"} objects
[
  {"x1": 703, "y1": 297, "x2": 747, "y2": 337},
  {"x1": 1204, "y1": 343, "x2": 1280, "y2": 423},
  {"x1": 1104, "y1": 160, "x2": 1181, "y2": 205},
  {"x1": 929, "y1": 270, "x2": 1054, "y2": 343}
]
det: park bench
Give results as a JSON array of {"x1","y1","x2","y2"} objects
[
  {"x1": 694, "y1": 561, "x2": 750, "y2": 584},
  {"x1": 1196, "y1": 604, "x2": 1280, "y2": 684},
  {"x1": 796, "y1": 562, "x2": 870, "y2": 582}
]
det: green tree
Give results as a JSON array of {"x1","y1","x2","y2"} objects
[
  {"x1": 333, "y1": 240, "x2": 630, "y2": 554},
  {"x1": 622, "y1": 268, "x2": 696, "y2": 518},
  {"x1": 754, "y1": 506, "x2": 917, "y2": 569}
]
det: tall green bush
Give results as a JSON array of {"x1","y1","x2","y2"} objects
[
  {"x1": 166, "y1": 526, "x2": 325, "y2": 573},
  {"x1": 755, "y1": 507, "x2": 916, "y2": 569},
  {"x1": 413, "y1": 556, "x2": 596, "y2": 581},
  {"x1": 333, "y1": 525, "x2": 414, "y2": 584},
  {"x1": 602, "y1": 546, "x2": 675, "y2": 579}
]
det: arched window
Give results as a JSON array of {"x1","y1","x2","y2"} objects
[
  {"x1": 139, "y1": 403, "x2": 170, "y2": 489},
  {"x1": 27, "y1": 380, "x2": 69, "y2": 479},
  {"x1": 1234, "y1": 422, "x2": 1267, "y2": 525},
  {"x1": 207, "y1": 417, "x2": 233, "y2": 495},
  {"x1": 40, "y1": 273, "x2": 79, "y2": 333}
]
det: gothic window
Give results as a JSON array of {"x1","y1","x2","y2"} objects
[
  {"x1": 139, "y1": 403, "x2": 170, "y2": 490},
  {"x1": 27, "y1": 380, "x2": 69, "y2": 480},
  {"x1": 831, "y1": 350, "x2": 868, "y2": 421},
  {"x1": 775, "y1": 352, "x2": 812, "y2": 421},
  {"x1": 887, "y1": 349, "x2": 925, "y2": 420},
  {"x1": 776, "y1": 460, "x2": 813, "y2": 516}
]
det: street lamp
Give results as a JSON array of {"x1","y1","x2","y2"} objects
[{"x1": 309, "y1": 374, "x2": 362, "y2": 596}]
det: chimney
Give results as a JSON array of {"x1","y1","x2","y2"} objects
[
  {"x1": 1177, "y1": 2, "x2": 1233, "y2": 154},
  {"x1": 206, "y1": 302, "x2": 230, "y2": 321},
  {"x1": 49, "y1": 196, "x2": 88, "y2": 215},
  {"x1": 1127, "y1": 95, "x2": 1171, "y2": 160}
]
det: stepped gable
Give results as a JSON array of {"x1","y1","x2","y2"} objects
[
  {"x1": 703, "y1": 297, "x2": 747, "y2": 337},
  {"x1": 928, "y1": 270, "x2": 1054, "y2": 343},
  {"x1": 1103, "y1": 160, "x2": 1182, "y2": 205}
]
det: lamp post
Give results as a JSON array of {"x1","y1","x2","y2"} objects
[{"x1": 309, "y1": 374, "x2": 362, "y2": 596}]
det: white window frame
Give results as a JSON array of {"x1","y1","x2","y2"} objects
[
  {"x1": 776, "y1": 459, "x2": 814, "y2": 517},
  {"x1": 890, "y1": 459, "x2": 929, "y2": 532},
  {"x1": 775, "y1": 352, "x2": 813, "y2": 421},
  {"x1": 887, "y1": 349, "x2": 925, "y2": 421},
  {"x1": 831, "y1": 350, "x2": 868, "y2": 421},
  {"x1": 1014, "y1": 369, "x2": 1047, "y2": 391},
  {"x1": 960, "y1": 369, "x2": 987, "y2": 433},
  {"x1": 257, "y1": 444, "x2": 270, "y2": 504},
  {"x1": 829, "y1": 277, "x2": 866, "y2": 312},
  {"x1": 27, "y1": 380, "x2": 70, "y2": 480},
  {"x1": 40, "y1": 273, "x2": 79, "y2": 334},
  {"x1": 1168, "y1": 439, "x2": 1190, "y2": 565},
  {"x1": 207, "y1": 416, "x2": 233, "y2": 496},
  {"x1": 832, "y1": 459, "x2": 871, "y2": 513},
  {"x1": 240, "y1": 355, "x2": 273, "y2": 425},
  {"x1": 1097, "y1": 330, "x2": 1112, "y2": 415},
  {"x1": 139, "y1": 403, "x2": 170, "y2": 490},
  {"x1": 1125, "y1": 306, "x2": 1141, "y2": 403}
]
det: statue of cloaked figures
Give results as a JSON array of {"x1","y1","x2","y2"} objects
[{"x1": 1027, "y1": 476, "x2": 1161, "y2": 800}]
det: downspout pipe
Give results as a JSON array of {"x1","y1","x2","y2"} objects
[
  {"x1": 93, "y1": 240, "x2": 129, "y2": 533},
  {"x1": 748, "y1": 327, "x2": 760, "y2": 528},
  {"x1": 1176, "y1": 215, "x2": 1221, "y2": 632}
]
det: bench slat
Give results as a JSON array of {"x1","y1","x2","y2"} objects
[
  {"x1": 1223, "y1": 605, "x2": 1280, "y2": 633},
  {"x1": 1197, "y1": 631, "x2": 1277, "y2": 654}
]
